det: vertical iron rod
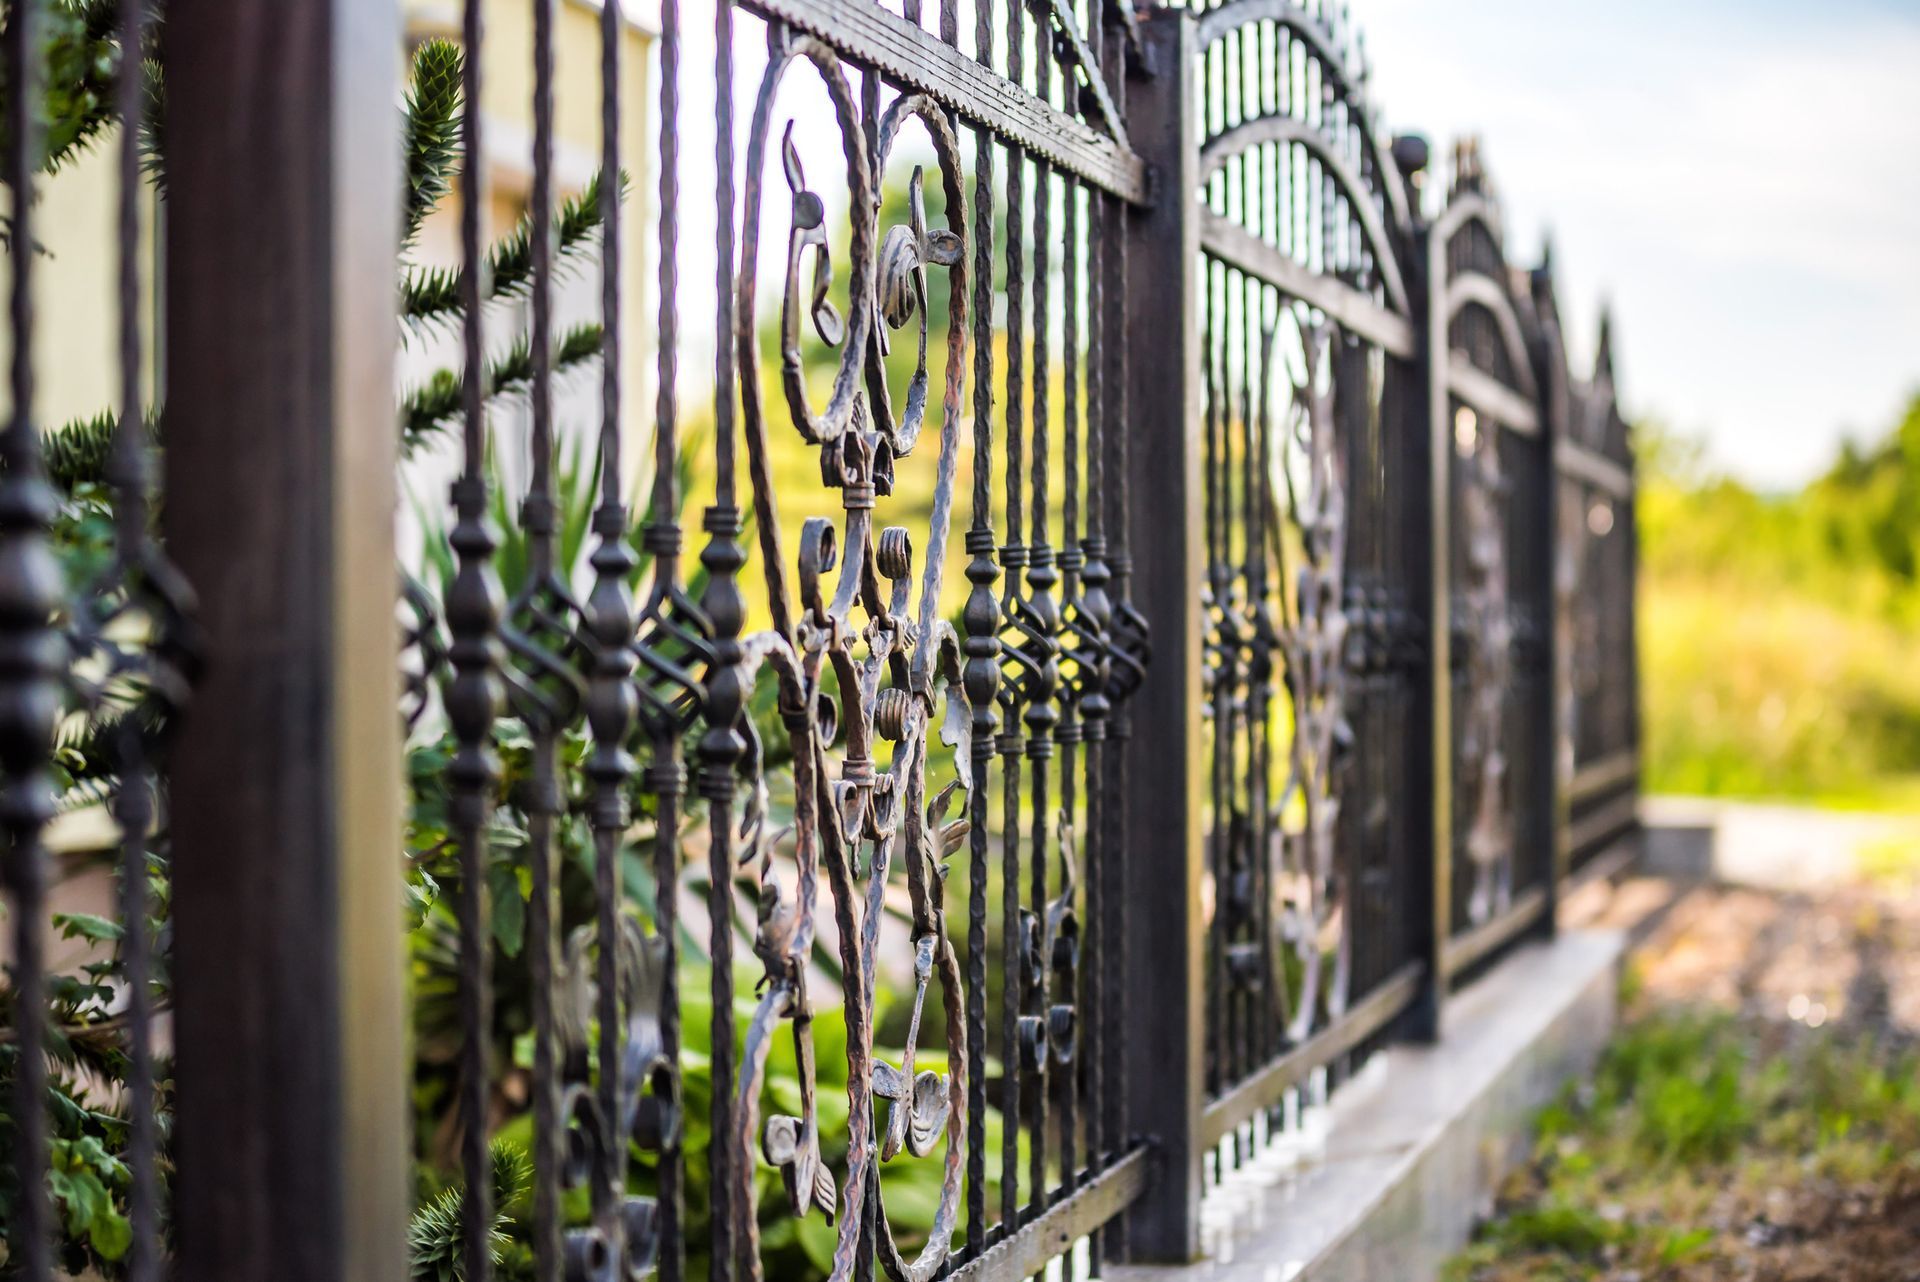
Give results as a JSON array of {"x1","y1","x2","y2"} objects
[
  {"x1": 520, "y1": 2, "x2": 564, "y2": 1276},
  {"x1": 700, "y1": 4, "x2": 744, "y2": 1279},
  {"x1": 111, "y1": 0, "x2": 159, "y2": 1274},
  {"x1": 2, "y1": 0, "x2": 55, "y2": 1269}
]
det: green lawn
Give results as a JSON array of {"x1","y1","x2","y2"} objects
[{"x1": 1446, "y1": 978, "x2": 1920, "y2": 1281}]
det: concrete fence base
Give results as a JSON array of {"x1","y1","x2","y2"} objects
[{"x1": 1112, "y1": 929, "x2": 1627, "y2": 1282}]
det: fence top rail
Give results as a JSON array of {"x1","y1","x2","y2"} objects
[
  {"x1": 1557, "y1": 438, "x2": 1634, "y2": 498},
  {"x1": 1443, "y1": 271, "x2": 1540, "y2": 400},
  {"x1": 1198, "y1": 115, "x2": 1412, "y2": 315},
  {"x1": 1198, "y1": 209, "x2": 1416, "y2": 356},
  {"x1": 1199, "y1": 963, "x2": 1426, "y2": 1150},
  {"x1": 743, "y1": 0, "x2": 1152, "y2": 204},
  {"x1": 1433, "y1": 188, "x2": 1506, "y2": 256}
]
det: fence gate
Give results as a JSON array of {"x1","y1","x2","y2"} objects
[{"x1": 0, "y1": 0, "x2": 1638, "y2": 1279}]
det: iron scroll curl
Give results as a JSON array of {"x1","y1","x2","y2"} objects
[{"x1": 727, "y1": 28, "x2": 972, "y2": 1282}]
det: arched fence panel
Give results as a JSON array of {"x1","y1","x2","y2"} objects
[
  {"x1": 1428, "y1": 147, "x2": 1559, "y2": 986},
  {"x1": 1179, "y1": 0, "x2": 1433, "y2": 1182},
  {"x1": 1559, "y1": 322, "x2": 1642, "y2": 877}
]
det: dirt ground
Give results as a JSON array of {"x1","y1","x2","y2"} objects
[
  {"x1": 1453, "y1": 870, "x2": 1920, "y2": 1282},
  {"x1": 1640, "y1": 879, "x2": 1920, "y2": 1281},
  {"x1": 1635, "y1": 878, "x2": 1920, "y2": 1037}
]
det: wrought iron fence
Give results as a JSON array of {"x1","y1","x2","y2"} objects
[
  {"x1": 1558, "y1": 320, "x2": 1641, "y2": 878},
  {"x1": 0, "y1": 0, "x2": 1639, "y2": 1278}
]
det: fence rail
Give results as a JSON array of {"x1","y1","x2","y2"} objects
[{"x1": 0, "y1": 0, "x2": 1637, "y2": 1278}]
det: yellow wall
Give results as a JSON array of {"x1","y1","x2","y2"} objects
[
  {"x1": 11, "y1": 0, "x2": 654, "y2": 498},
  {"x1": 9, "y1": 132, "x2": 156, "y2": 432}
]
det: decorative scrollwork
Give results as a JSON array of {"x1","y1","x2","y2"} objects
[
  {"x1": 401, "y1": 571, "x2": 450, "y2": 732},
  {"x1": 724, "y1": 29, "x2": 972, "y2": 1282},
  {"x1": 560, "y1": 919, "x2": 679, "y2": 1281},
  {"x1": 1268, "y1": 315, "x2": 1353, "y2": 1042},
  {"x1": 1044, "y1": 812, "x2": 1082, "y2": 1065},
  {"x1": 1456, "y1": 405, "x2": 1513, "y2": 925}
]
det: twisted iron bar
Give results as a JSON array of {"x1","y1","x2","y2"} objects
[{"x1": 445, "y1": 3, "x2": 504, "y2": 1275}]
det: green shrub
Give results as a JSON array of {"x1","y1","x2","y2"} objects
[{"x1": 1639, "y1": 395, "x2": 1920, "y2": 804}]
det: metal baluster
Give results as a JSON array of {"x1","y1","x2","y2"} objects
[
  {"x1": 1100, "y1": 22, "x2": 1140, "y2": 1252},
  {"x1": 2, "y1": 0, "x2": 59, "y2": 1273},
  {"x1": 1024, "y1": 52, "x2": 1059, "y2": 1226},
  {"x1": 636, "y1": 2, "x2": 700, "y2": 1279},
  {"x1": 512, "y1": 1, "x2": 569, "y2": 1273},
  {"x1": 448, "y1": 2, "x2": 503, "y2": 1276},
  {"x1": 998, "y1": 379, "x2": 1027, "y2": 1239},
  {"x1": 1223, "y1": 257, "x2": 1241, "y2": 1112},
  {"x1": 1055, "y1": 178, "x2": 1082, "y2": 1219},
  {"x1": 581, "y1": 0, "x2": 651, "y2": 1272},
  {"x1": 1240, "y1": 270, "x2": 1260, "y2": 1107},
  {"x1": 1248, "y1": 279, "x2": 1277, "y2": 1087},
  {"x1": 1240, "y1": 24, "x2": 1263, "y2": 1101},
  {"x1": 1203, "y1": 254, "x2": 1227, "y2": 1106},
  {"x1": 1226, "y1": 75, "x2": 1247, "y2": 1117},
  {"x1": 1082, "y1": 169, "x2": 1109, "y2": 1282},
  {"x1": 1095, "y1": 4, "x2": 1143, "y2": 1261},
  {"x1": 1251, "y1": 16, "x2": 1278, "y2": 1080},
  {"x1": 1216, "y1": 251, "x2": 1237, "y2": 1114},
  {"x1": 1099, "y1": 223, "x2": 1129, "y2": 1241},
  {"x1": 963, "y1": 5, "x2": 1001, "y2": 1249},
  {"x1": 997, "y1": 0, "x2": 1028, "y2": 1216},
  {"x1": 700, "y1": 3, "x2": 744, "y2": 1278}
]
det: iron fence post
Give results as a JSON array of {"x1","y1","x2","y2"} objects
[
  {"x1": 1118, "y1": 8, "x2": 1205, "y2": 1262},
  {"x1": 1407, "y1": 207, "x2": 1450, "y2": 1040},
  {"x1": 1530, "y1": 264, "x2": 1570, "y2": 928},
  {"x1": 1625, "y1": 454, "x2": 1642, "y2": 806},
  {"x1": 163, "y1": 1, "x2": 408, "y2": 1279}
]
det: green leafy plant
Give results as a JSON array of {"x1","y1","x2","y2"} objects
[
  {"x1": 409, "y1": 1139, "x2": 535, "y2": 1282},
  {"x1": 1640, "y1": 393, "x2": 1920, "y2": 804},
  {"x1": 1449, "y1": 1004, "x2": 1920, "y2": 1281}
]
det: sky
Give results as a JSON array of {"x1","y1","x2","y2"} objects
[
  {"x1": 1352, "y1": 0, "x2": 1920, "y2": 490},
  {"x1": 666, "y1": 0, "x2": 1920, "y2": 492}
]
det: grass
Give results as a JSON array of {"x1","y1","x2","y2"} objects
[
  {"x1": 1444, "y1": 982, "x2": 1920, "y2": 1281},
  {"x1": 1856, "y1": 831, "x2": 1920, "y2": 891},
  {"x1": 1634, "y1": 399, "x2": 1920, "y2": 810},
  {"x1": 1641, "y1": 575, "x2": 1920, "y2": 808}
]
